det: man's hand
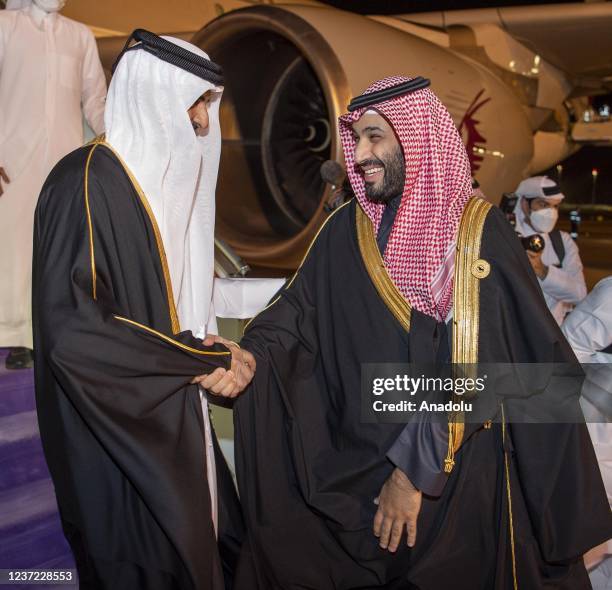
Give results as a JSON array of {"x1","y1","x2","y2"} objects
[
  {"x1": 373, "y1": 468, "x2": 422, "y2": 552},
  {"x1": 0, "y1": 167, "x2": 10, "y2": 197},
  {"x1": 526, "y1": 249, "x2": 548, "y2": 280},
  {"x1": 190, "y1": 334, "x2": 256, "y2": 398}
]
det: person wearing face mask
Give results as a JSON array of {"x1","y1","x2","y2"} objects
[
  {"x1": 0, "y1": 0, "x2": 106, "y2": 369},
  {"x1": 513, "y1": 175, "x2": 587, "y2": 324}
]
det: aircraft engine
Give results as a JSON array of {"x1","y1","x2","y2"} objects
[{"x1": 192, "y1": 5, "x2": 534, "y2": 269}]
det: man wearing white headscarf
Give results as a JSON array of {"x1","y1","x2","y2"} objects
[
  {"x1": 32, "y1": 29, "x2": 253, "y2": 589},
  {"x1": 512, "y1": 175, "x2": 587, "y2": 325},
  {"x1": 0, "y1": 0, "x2": 106, "y2": 369}
]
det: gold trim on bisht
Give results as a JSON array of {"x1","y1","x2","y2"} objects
[
  {"x1": 502, "y1": 404, "x2": 519, "y2": 590},
  {"x1": 113, "y1": 315, "x2": 230, "y2": 357},
  {"x1": 84, "y1": 139, "x2": 102, "y2": 300},
  {"x1": 355, "y1": 203, "x2": 411, "y2": 332},
  {"x1": 444, "y1": 196, "x2": 492, "y2": 474},
  {"x1": 92, "y1": 137, "x2": 181, "y2": 335}
]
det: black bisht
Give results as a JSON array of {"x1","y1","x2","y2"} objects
[
  {"x1": 33, "y1": 142, "x2": 243, "y2": 590},
  {"x1": 233, "y1": 198, "x2": 612, "y2": 589}
]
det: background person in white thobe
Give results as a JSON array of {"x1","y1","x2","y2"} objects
[
  {"x1": 562, "y1": 276, "x2": 612, "y2": 590},
  {"x1": 0, "y1": 0, "x2": 106, "y2": 368},
  {"x1": 513, "y1": 175, "x2": 587, "y2": 325}
]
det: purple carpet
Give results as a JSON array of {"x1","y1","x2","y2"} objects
[{"x1": 0, "y1": 348, "x2": 77, "y2": 588}]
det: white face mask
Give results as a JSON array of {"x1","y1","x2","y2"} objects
[
  {"x1": 529, "y1": 207, "x2": 558, "y2": 233},
  {"x1": 32, "y1": 0, "x2": 66, "y2": 13}
]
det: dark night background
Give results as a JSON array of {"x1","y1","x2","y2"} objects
[
  {"x1": 321, "y1": 0, "x2": 611, "y2": 205},
  {"x1": 319, "y1": 0, "x2": 586, "y2": 15}
]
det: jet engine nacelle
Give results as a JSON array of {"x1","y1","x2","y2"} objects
[{"x1": 193, "y1": 4, "x2": 534, "y2": 269}]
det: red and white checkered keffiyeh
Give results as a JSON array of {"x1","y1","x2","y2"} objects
[{"x1": 339, "y1": 76, "x2": 473, "y2": 321}]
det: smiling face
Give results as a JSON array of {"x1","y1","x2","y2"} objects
[{"x1": 351, "y1": 112, "x2": 405, "y2": 203}]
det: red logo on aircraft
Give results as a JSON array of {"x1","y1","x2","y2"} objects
[{"x1": 459, "y1": 90, "x2": 491, "y2": 174}]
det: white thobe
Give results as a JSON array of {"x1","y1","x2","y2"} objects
[
  {"x1": 514, "y1": 214, "x2": 587, "y2": 325},
  {"x1": 196, "y1": 304, "x2": 221, "y2": 536},
  {"x1": 199, "y1": 279, "x2": 286, "y2": 535},
  {"x1": 0, "y1": 7, "x2": 106, "y2": 347},
  {"x1": 213, "y1": 277, "x2": 287, "y2": 319},
  {"x1": 561, "y1": 277, "x2": 612, "y2": 589}
]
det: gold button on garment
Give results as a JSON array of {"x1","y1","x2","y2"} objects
[{"x1": 471, "y1": 259, "x2": 490, "y2": 279}]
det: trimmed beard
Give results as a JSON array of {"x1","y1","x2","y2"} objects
[{"x1": 364, "y1": 146, "x2": 406, "y2": 203}]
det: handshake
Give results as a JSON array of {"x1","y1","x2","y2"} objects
[{"x1": 191, "y1": 335, "x2": 256, "y2": 399}]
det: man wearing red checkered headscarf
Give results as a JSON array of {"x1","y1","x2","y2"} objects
[
  {"x1": 339, "y1": 75, "x2": 473, "y2": 322},
  {"x1": 233, "y1": 77, "x2": 612, "y2": 590}
]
